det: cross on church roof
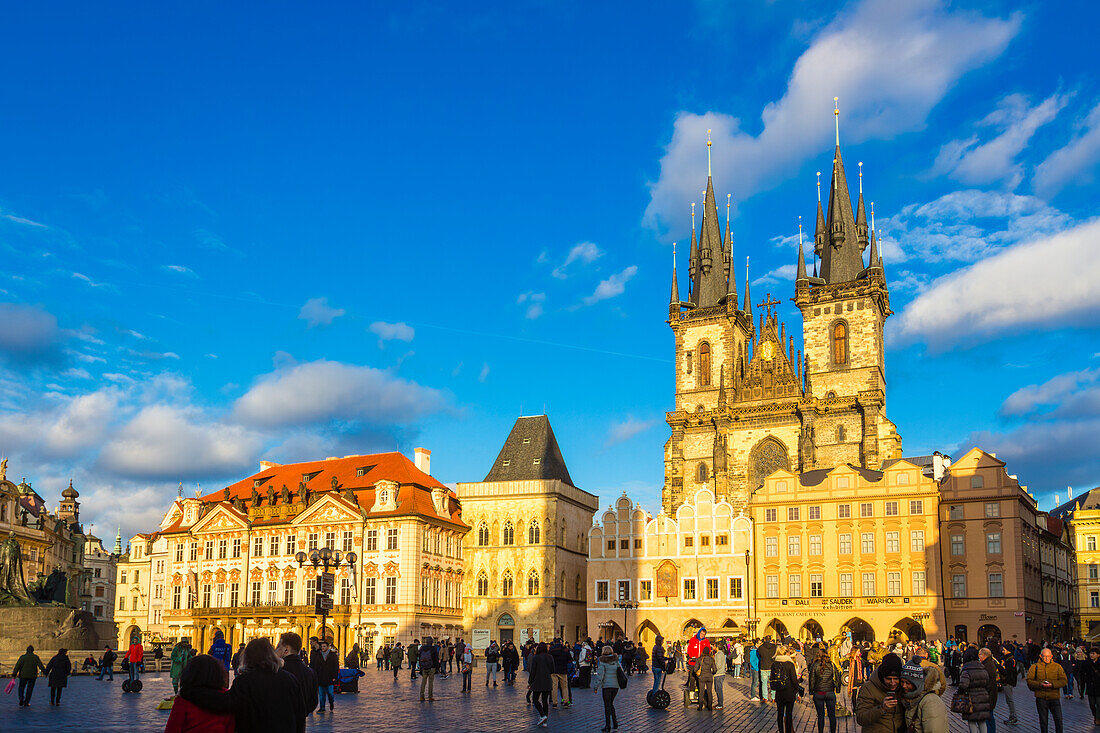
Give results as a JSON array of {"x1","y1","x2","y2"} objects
[{"x1": 758, "y1": 293, "x2": 781, "y2": 317}]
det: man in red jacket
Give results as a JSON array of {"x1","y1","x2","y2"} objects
[
  {"x1": 685, "y1": 628, "x2": 711, "y2": 700},
  {"x1": 124, "y1": 636, "x2": 144, "y2": 691}
]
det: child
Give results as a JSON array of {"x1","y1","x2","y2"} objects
[{"x1": 164, "y1": 654, "x2": 234, "y2": 733}]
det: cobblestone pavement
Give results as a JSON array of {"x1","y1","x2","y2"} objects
[{"x1": 1, "y1": 667, "x2": 1096, "y2": 732}]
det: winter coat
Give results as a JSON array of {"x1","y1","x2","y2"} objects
[
  {"x1": 749, "y1": 647, "x2": 760, "y2": 670},
  {"x1": 713, "y1": 648, "x2": 727, "y2": 677},
  {"x1": 389, "y1": 646, "x2": 403, "y2": 668},
  {"x1": 208, "y1": 637, "x2": 232, "y2": 671},
  {"x1": 12, "y1": 652, "x2": 46, "y2": 679},
  {"x1": 45, "y1": 652, "x2": 71, "y2": 688},
  {"x1": 1026, "y1": 660, "x2": 1068, "y2": 700},
  {"x1": 904, "y1": 689, "x2": 949, "y2": 733},
  {"x1": 528, "y1": 651, "x2": 554, "y2": 692},
  {"x1": 594, "y1": 654, "x2": 622, "y2": 689},
  {"x1": 164, "y1": 695, "x2": 235, "y2": 733},
  {"x1": 124, "y1": 643, "x2": 144, "y2": 665},
  {"x1": 732, "y1": 643, "x2": 744, "y2": 664},
  {"x1": 651, "y1": 642, "x2": 666, "y2": 671},
  {"x1": 548, "y1": 643, "x2": 571, "y2": 675},
  {"x1": 171, "y1": 644, "x2": 196, "y2": 679},
  {"x1": 918, "y1": 658, "x2": 947, "y2": 696},
  {"x1": 809, "y1": 660, "x2": 841, "y2": 695},
  {"x1": 758, "y1": 640, "x2": 777, "y2": 668},
  {"x1": 281, "y1": 652, "x2": 318, "y2": 723},
  {"x1": 484, "y1": 644, "x2": 500, "y2": 664},
  {"x1": 696, "y1": 654, "x2": 717, "y2": 682},
  {"x1": 980, "y1": 656, "x2": 999, "y2": 710},
  {"x1": 502, "y1": 645, "x2": 520, "y2": 668},
  {"x1": 182, "y1": 667, "x2": 306, "y2": 733},
  {"x1": 855, "y1": 666, "x2": 906, "y2": 733},
  {"x1": 769, "y1": 655, "x2": 801, "y2": 704},
  {"x1": 687, "y1": 631, "x2": 711, "y2": 662},
  {"x1": 1078, "y1": 658, "x2": 1100, "y2": 697},
  {"x1": 997, "y1": 654, "x2": 1017, "y2": 686},
  {"x1": 957, "y1": 660, "x2": 992, "y2": 721},
  {"x1": 407, "y1": 643, "x2": 419, "y2": 664},
  {"x1": 344, "y1": 646, "x2": 360, "y2": 669},
  {"x1": 310, "y1": 649, "x2": 339, "y2": 686}
]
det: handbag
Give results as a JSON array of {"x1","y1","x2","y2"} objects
[
  {"x1": 616, "y1": 664, "x2": 628, "y2": 689},
  {"x1": 4, "y1": 679, "x2": 15, "y2": 694},
  {"x1": 949, "y1": 690, "x2": 973, "y2": 715}
]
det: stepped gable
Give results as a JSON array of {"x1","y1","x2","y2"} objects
[{"x1": 483, "y1": 415, "x2": 575, "y2": 486}]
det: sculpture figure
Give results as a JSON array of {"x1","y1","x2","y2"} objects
[
  {"x1": 0, "y1": 457, "x2": 6, "y2": 481},
  {"x1": 251, "y1": 487, "x2": 261, "y2": 507},
  {"x1": 0, "y1": 531, "x2": 34, "y2": 605},
  {"x1": 281, "y1": 484, "x2": 291, "y2": 504}
]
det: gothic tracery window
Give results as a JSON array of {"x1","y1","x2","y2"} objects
[
  {"x1": 696, "y1": 462, "x2": 709, "y2": 483},
  {"x1": 527, "y1": 570, "x2": 540, "y2": 596},
  {"x1": 528, "y1": 520, "x2": 540, "y2": 545},
  {"x1": 476, "y1": 572, "x2": 488, "y2": 596},
  {"x1": 501, "y1": 570, "x2": 513, "y2": 596},
  {"x1": 699, "y1": 342, "x2": 712, "y2": 386},
  {"x1": 502, "y1": 521, "x2": 514, "y2": 546},
  {"x1": 477, "y1": 522, "x2": 489, "y2": 546},
  {"x1": 832, "y1": 322, "x2": 849, "y2": 366}
]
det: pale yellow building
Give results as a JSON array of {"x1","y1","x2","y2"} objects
[
  {"x1": 587, "y1": 489, "x2": 752, "y2": 646},
  {"x1": 458, "y1": 416, "x2": 598, "y2": 647},
  {"x1": 750, "y1": 460, "x2": 945, "y2": 643},
  {"x1": 114, "y1": 450, "x2": 468, "y2": 654},
  {"x1": 1053, "y1": 488, "x2": 1095, "y2": 638}
]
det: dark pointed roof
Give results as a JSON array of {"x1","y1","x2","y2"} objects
[
  {"x1": 483, "y1": 415, "x2": 575, "y2": 486},
  {"x1": 1052, "y1": 487, "x2": 1100, "y2": 518},
  {"x1": 688, "y1": 217, "x2": 699, "y2": 305},
  {"x1": 856, "y1": 190, "x2": 869, "y2": 251},
  {"x1": 821, "y1": 146, "x2": 864, "y2": 283},
  {"x1": 669, "y1": 260, "x2": 679, "y2": 305},
  {"x1": 694, "y1": 176, "x2": 727, "y2": 307},
  {"x1": 724, "y1": 215, "x2": 737, "y2": 304},
  {"x1": 742, "y1": 260, "x2": 752, "y2": 317},
  {"x1": 796, "y1": 235, "x2": 808, "y2": 281}
]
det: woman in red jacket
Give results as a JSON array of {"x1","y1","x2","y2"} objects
[{"x1": 164, "y1": 654, "x2": 234, "y2": 733}]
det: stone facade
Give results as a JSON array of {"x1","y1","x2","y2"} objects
[
  {"x1": 663, "y1": 141, "x2": 902, "y2": 516},
  {"x1": 457, "y1": 416, "x2": 597, "y2": 647},
  {"x1": 113, "y1": 451, "x2": 468, "y2": 654},
  {"x1": 587, "y1": 489, "x2": 752, "y2": 646},
  {"x1": 1054, "y1": 488, "x2": 1100, "y2": 638},
  {"x1": 81, "y1": 534, "x2": 117, "y2": 621}
]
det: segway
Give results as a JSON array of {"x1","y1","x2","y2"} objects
[
  {"x1": 121, "y1": 678, "x2": 143, "y2": 692},
  {"x1": 646, "y1": 657, "x2": 676, "y2": 709}
]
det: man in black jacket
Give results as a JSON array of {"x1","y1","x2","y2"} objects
[
  {"x1": 548, "y1": 639, "x2": 573, "y2": 707},
  {"x1": 276, "y1": 632, "x2": 317, "y2": 732},
  {"x1": 758, "y1": 636, "x2": 777, "y2": 703},
  {"x1": 310, "y1": 639, "x2": 340, "y2": 713}
]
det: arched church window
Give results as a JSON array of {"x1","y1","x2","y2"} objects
[
  {"x1": 477, "y1": 522, "x2": 489, "y2": 546},
  {"x1": 528, "y1": 520, "x2": 540, "y2": 545},
  {"x1": 696, "y1": 463, "x2": 709, "y2": 483},
  {"x1": 476, "y1": 572, "x2": 488, "y2": 596},
  {"x1": 502, "y1": 521, "x2": 514, "y2": 546},
  {"x1": 699, "y1": 342, "x2": 712, "y2": 386},
  {"x1": 837, "y1": 425, "x2": 846, "y2": 442},
  {"x1": 748, "y1": 437, "x2": 790, "y2": 491},
  {"x1": 832, "y1": 322, "x2": 849, "y2": 366},
  {"x1": 501, "y1": 570, "x2": 513, "y2": 596},
  {"x1": 527, "y1": 569, "x2": 540, "y2": 596}
]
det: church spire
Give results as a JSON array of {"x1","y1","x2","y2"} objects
[
  {"x1": 742, "y1": 256, "x2": 752, "y2": 319},
  {"x1": 856, "y1": 161, "x2": 869, "y2": 254},
  {"x1": 814, "y1": 171, "x2": 825, "y2": 262},
  {"x1": 687, "y1": 203, "x2": 698, "y2": 302},
  {"x1": 820, "y1": 98, "x2": 863, "y2": 283},
  {"x1": 670, "y1": 242, "x2": 680, "y2": 306},
  {"x1": 695, "y1": 160, "x2": 726, "y2": 307},
  {"x1": 796, "y1": 216, "x2": 808, "y2": 282}
]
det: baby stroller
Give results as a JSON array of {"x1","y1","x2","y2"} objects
[{"x1": 336, "y1": 667, "x2": 364, "y2": 693}]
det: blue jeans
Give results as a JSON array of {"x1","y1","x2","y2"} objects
[
  {"x1": 319, "y1": 684, "x2": 334, "y2": 708},
  {"x1": 652, "y1": 668, "x2": 664, "y2": 693},
  {"x1": 97, "y1": 665, "x2": 113, "y2": 681},
  {"x1": 128, "y1": 664, "x2": 140, "y2": 683},
  {"x1": 750, "y1": 669, "x2": 761, "y2": 698},
  {"x1": 733, "y1": 663, "x2": 742, "y2": 677},
  {"x1": 761, "y1": 669, "x2": 773, "y2": 701},
  {"x1": 987, "y1": 711, "x2": 996, "y2": 733}
]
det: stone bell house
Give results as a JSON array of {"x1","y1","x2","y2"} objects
[{"x1": 113, "y1": 450, "x2": 467, "y2": 653}]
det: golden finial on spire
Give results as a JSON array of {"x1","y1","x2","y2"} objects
[
  {"x1": 858, "y1": 161, "x2": 864, "y2": 195},
  {"x1": 798, "y1": 215, "x2": 803, "y2": 246},
  {"x1": 691, "y1": 201, "x2": 695, "y2": 226},
  {"x1": 706, "y1": 128, "x2": 712, "y2": 177},
  {"x1": 834, "y1": 96, "x2": 840, "y2": 146},
  {"x1": 816, "y1": 171, "x2": 821, "y2": 203},
  {"x1": 726, "y1": 193, "x2": 731, "y2": 232},
  {"x1": 870, "y1": 201, "x2": 876, "y2": 233},
  {"x1": 673, "y1": 241, "x2": 677, "y2": 268}
]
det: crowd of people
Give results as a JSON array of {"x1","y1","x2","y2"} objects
[{"x1": 7, "y1": 626, "x2": 1100, "y2": 733}]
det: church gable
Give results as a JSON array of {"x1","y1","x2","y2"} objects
[
  {"x1": 189, "y1": 504, "x2": 249, "y2": 535},
  {"x1": 734, "y1": 301, "x2": 802, "y2": 404},
  {"x1": 292, "y1": 493, "x2": 363, "y2": 525}
]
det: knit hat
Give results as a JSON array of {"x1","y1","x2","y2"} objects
[
  {"x1": 901, "y1": 661, "x2": 925, "y2": 686},
  {"x1": 879, "y1": 653, "x2": 903, "y2": 679}
]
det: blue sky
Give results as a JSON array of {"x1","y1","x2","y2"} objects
[{"x1": 2, "y1": 1, "x2": 1100, "y2": 540}]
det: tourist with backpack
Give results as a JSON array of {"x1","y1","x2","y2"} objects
[
  {"x1": 485, "y1": 641, "x2": 501, "y2": 687},
  {"x1": 770, "y1": 645, "x2": 802, "y2": 733},
  {"x1": 808, "y1": 647, "x2": 842, "y2": 733},
  {"x1": 418, "y1": 636, "x2": 438, "y2": 701}
]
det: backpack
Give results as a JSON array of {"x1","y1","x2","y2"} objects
[
  {"x1": 419, "y1": 647, "x2": 434, "y2": 668},
  {"x1": 770, "y1": 665, "x2": 789, "y2": 691}
]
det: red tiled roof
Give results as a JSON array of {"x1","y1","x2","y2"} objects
[{"x1": 198, "y1": 452, "x2": 466, "y2": 529}]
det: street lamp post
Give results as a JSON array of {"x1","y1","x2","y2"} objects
[
  {"x1": 296, "y1": 546, "x2": 356, "y2": 643},
  {"x1": 612, "y1": 591, "x2": 638, "y2": 639}
]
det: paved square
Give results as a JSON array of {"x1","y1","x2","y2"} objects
[{"x1": 2, "y1": 667, "x2": 1095, "y2": 732}]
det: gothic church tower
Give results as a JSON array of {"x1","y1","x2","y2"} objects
[{"x1": 663, "y1": 119, "x2": 902, "y2": 515}]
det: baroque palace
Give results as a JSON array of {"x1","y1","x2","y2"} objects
[{"x1": 589, "y1": 125, "x2": 1080, "y2": 648}]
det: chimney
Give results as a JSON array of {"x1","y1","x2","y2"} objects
[
  {"x1": 932, "y1": 452, "x2": 946, "y2": 483},
  {"x1": 414, "y1": 447, "x2": 431, "y2": 475},
  {"x1": 1068, "y1": 486, "x2": 1074, "y2": 500},
  {"x1": 259, "y1": 461, "x2": 281, "y2": 471}
]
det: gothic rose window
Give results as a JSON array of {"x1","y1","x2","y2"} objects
[
  {"x1": 832, "y1": 322, "x2": 848, "y2": 365},
  {"x1": 749, "y1": 438, "x2": 790, "y2": 490}
]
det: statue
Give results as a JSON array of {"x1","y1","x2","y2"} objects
[
  {"x1": 281, "y1": 484, "x2": 291, "y2": 504},
  {"x1": 26, "y1": 572, "x2": 47, "y2": 603},
  {"x1": 343, "y1": 488, "x2": 357, "y2": 505},
  {"x1": 0, "y1": 457, "x2": 6, "y2": 481},
  {"x1": 713, "y1": 432, "x2": 728, "y2": 474},
  {"x1": 233, "y1": 498, "x2": 245, "y2": 513},
  {"x1": 19, "y1": 511, "x2": 27, "y2": 527},
  {"x1": 251, "y1": 487, "x2": 261, "y2": 507},
  {"x1": 35, "y1": 513, "x2": 45, "y2": 531},
  {"x1": 266, "y1": 486, "x2": 275, "y2": 505},
  {"x1": 330, "y1": 476, "x2": 342, "y2": 492},
  {"x1": 300, "y1": 481, "x2": 310, "y2": 505},
  {"x1": 222, "y1": 487, "x2": 230, "y2": 503},
  {"x1": 43, "y1": 567, "x2": 68, "y2": 604},
  {"x1": 0, "y1": 531, "x2": 34, "y2": 606}
]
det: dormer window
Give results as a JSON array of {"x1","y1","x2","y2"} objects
[
  {"x1": 356, "y1": 465, "x2": 376, "y2": 477},
  {"x1": 301, "y1": 471, "x2": 321, "y2": 483}
]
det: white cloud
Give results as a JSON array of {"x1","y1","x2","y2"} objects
[
  {"x1": 298, "y1": 297, "x2": 346, "y2": 328},
  {"x1": 478, "y1": 363, "x2": 490, "y2": 383},
  {"x1": 233, "y1": 359, "x2": 446, "y2": 428},
  {"x1": 644, "y1": 0, "x2": 1019, "y2": 234},
  {"x1": 43, "y1": 389, "x2": 120, "y2": 457},
  {"x1": 893, "y1": 218, "x2": 1100, "y2": 346},
  {"x1": 1034, "y1": 101, "x2": 1100, "y2": 196},
  {"x1": 605, "y1": 416, "x2": 658, "y2": 448},
  {"x1": 72, "y1": 272, "x2": 110, "y2": 289},
  {"x1": 0, "y1": 209, "x2": 47, "y2": 227},
  {"x1": 368, "y1": 321, "x2": 414, "y2": 347},
  {"x1": 753, "y1": 263, "x2": 798, "y2": 287},
  {"x1": 881, "y1": 190, "x2": 1071, "y2": 264},
  {"x1": 1000, "y1": 368, "x2": 1100, "y2": 418},
  {"x1": 99, "y1": 405, "x2": 261, "y2": 481},
  {"x1": 162, "y1": 265, "x2": 196, "y2": 276},
  {"x1": 931, "y1": 92, "x2": 1069, "y2": 188},
  {"x1": 517, "y1": 291, "x2": 546, "y2": 319},
  {"x1": 0, "y1": 303, "x2": 61, "y2": 362},
  {"x1": 583, "y1": 266, "x2": 638, "y2": 306},
  {"x1": 552, "y1": 242, "x2": 602, "y2": 279}
]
